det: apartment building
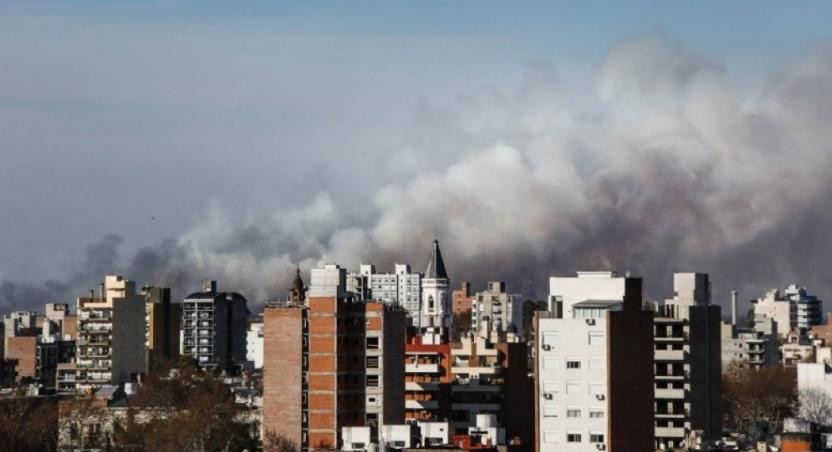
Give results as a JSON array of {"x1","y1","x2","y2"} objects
[
  {"x1": 471, "y1": 281, "x2": 524, "y2": 340},
  {"x1": 3, "y1": 310, "x2": 37, "y2": 358},
  {"x1": 721, "y1": 321, "x2": 779, "y2": 370},
  {"x1": 405, "y1": 339, "x2": 452, "y2": 424},
  {"x1": 143, "y1": 286, "x2": 181, "y2": 371},
  {"x1": 753, "y1": 285, "x2": 823, "y2": 338},
  {"x1": 347, "y1": 263, "x2": 422, "y2": 322},
  {"x1": 652, "y1": 273, "x2": 722, "y2": 450},
  {"x1": 449, "y1": 334, "x2": 532, "y2": 446},
  {"x1": 76, "y1": 275, "x2": 146, "y2": 391},
  {"x1": 263, "y1": 264, "x2": 406, "y2": 450},
  {"x1": 181, "y1": 280, "x2": 249, "y2": 369},
  {"x1": 535, "y1": 273, "x2": 654, "y2": 452}
]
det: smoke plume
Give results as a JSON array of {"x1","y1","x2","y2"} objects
[{"x1": 4, "y1": 34, "x2": 832, "y2": 317}]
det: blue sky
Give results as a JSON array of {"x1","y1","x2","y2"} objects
[{"x1": 2, "y1": 1, "x2": 832, "y2": 306}]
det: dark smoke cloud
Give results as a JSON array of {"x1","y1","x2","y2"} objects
[{"x1": 3, "y1": 34, "x2": 832, "y2": 318}]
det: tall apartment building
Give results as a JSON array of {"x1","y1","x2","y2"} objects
[
  {"x1": 181, "y1": 280, "x2": 249, "y2": 369},
  {"x1": 471, "y1": 282, "x2": 524, "y2": 340},
  {"x1": 652, "y1": 273, "x2": 722, "y2": 450},
  {"x1": 535, "y1": 272, "x2": 654, "y2": 452},
  {"x1": 347, "y1": 264, "x2": 422, "y2": 321},
  {"x1": 76, "y1": 275, "x2": 146, "y2": 390},
  {"x1": 420, "y1": 239, "x2": 450, "y2": 343},
  {"x1": 143, "y1": 286, "x2": 181, "y2": 371},
  {"x1": 263, "y1": 265, "x2": 406, "y2": 450},
  {"x1": 753, "y1": 285, "x2": 822, "y2": 338}
]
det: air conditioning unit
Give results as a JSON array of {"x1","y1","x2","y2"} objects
[
  {"x1": 595, "y1": 394, "x2": 605, "y2": 401},
  {"x1": 585, "y1": 318, "x2": 596, "y2": 325},
  {"x1": 544, "y1": 393, "x2": 553, "y2": 400},
  {"x1": 596, "y1": 444, "x2": 606, "y2": 450},
  {"x1": 542, "y1": 344, "x2": 551, "y2": 351}
]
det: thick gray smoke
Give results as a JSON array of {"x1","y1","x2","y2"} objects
[{"x1": 3, "y1": 35, "x2": 832, "y2": 317}]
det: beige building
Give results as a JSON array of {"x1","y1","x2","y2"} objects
[
  {"x1": 76, "y1": 275, "x2": 146, "y2": 391},
  {"x1": 471, "y1": 282, "x2": 524, "y2": 340}
]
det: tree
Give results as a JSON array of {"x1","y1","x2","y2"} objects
[
  {"x1": 0, "y1": 387, "x2": 58, "y2": 451},
  {"x1": 263, "y1": 430, "x2": 299, "y2": 452},
  {"x1": 451, "y1": 311, "x2": 472, "y2": 342},
  {"x1": 796, "y1": 387, "x2": 832, "y2": 431},
  {"x1": 723, "y1": 362, "x2": 797, "y2": 442},
  {"x1": 110, "y1": 361, "x2": 258, "y2": 452}
]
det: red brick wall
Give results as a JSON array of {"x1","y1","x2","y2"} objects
[
  {"x1": 6, "y1": 336, "x2": 37, "y2": 381},
  {"x1": 262, "y1": 307, "x2": 303, "y2": 446},
  {"x1": 309, "y1": 296, "x2": 338, "y2": 448}
]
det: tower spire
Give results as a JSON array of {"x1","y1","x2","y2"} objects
[{"x1": 424, "y1": 238, "x2": 448, "y2": 280}]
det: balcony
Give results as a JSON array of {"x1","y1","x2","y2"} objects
[
  {"x1": 655, "y1": 350, "x2": 686, "y2": 361},
  {"x1": 406, "y1": 381, "x2": 439, "y2": 391},
  {"x1": 655, "y1": 388, "x2": 686, "y2": 399},
  {"x1": 406, "y1": 363, "x2": 439, "y2": 374},
  {"x1": 655, "y1": 426, "x2": 686, "y2": 438},
  {"x1": 405, "y1": 399, "x2": 439, "y2": 410}
]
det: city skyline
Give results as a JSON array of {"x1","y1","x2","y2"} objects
[{"x1": 3, "y1": 2, "x2": 832, "y2": 329}]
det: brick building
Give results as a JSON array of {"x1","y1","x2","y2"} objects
[{"x1": 263, "y1": 265, "x2": 406, "y2": 450}]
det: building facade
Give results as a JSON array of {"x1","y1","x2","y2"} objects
[
  {"x1": 76, "y1": 275, "x2": 146, "y2": 390},
  {"x1": 143, "y1": 286, "x2": 181, "y2": 371},
  {"x1": 263, "y1": 265, "x2": 406, "y2": 450},
  {"x1": 653, "y1": 273, "x2": 722, "y2": 449},
  {"x1": 181, "y1": 280, "x2": 249, "y2": 369},
  {"x1": 347, "y1": 264, "x2": 422, "y2": 321},
  {"x1": 536, "y1": 273, "x2": 654, "y2": 452},
  {"x1": 471, "y1": 281, "x2": 524, "y2": 340},
  {"x1": 420, "y1": 240, "x2": 450, "y2": 342}
]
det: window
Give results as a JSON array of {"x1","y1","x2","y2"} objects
[
  {"x1": 543, "y1": 357, "x2": 559, "y2": 369},
  {"x1": 590, "y1": 433, "x2": 605, "y2": 443},
  {"x1": 542, "y1": 332, "x2": 559, "y2": 347},
  {"x1": 543, "y1": 405, "x2": 558, "y2": 418},
  {"x1": 366, "y1": 337, "x2": 379, "y2": 349},
  {"x1": 589, "y1": 409, "x2": 604, "y2": 419},
  {"x1": 589, "y1": 331, "x2": 605, "y2": 346},
  {"x1": 566, "y1": 382, "x2": 584, "y2": 394},
  {"x1": 566, "y1": 408, "x2": 581, "y2": 418},
  {"x1": 366, "y1": 375, "x2": 379, "y2": 387},
  {"x1": 566, "y1": 359, "x2": 581, "y2": 369},
  {"x1": 567, "y1": 433, "x2": 582, "y2": 443},
  {"x1": 366, "y1": 356, "x2": 379, "y2": 368},
  {"x1": 543, "y1": 430, "x2": 559, "y2": 444},
  {"x1": 543, "y1": 381, "x2": 559, "y2": 394}
]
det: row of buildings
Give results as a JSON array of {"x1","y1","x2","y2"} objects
[{"x1": 2, "y1": 238, "x2": 828, "y2": 451}]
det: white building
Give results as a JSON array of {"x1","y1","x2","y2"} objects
[
  {"x1": 797, "y1": 347, "x2": 832, "y2": 395},
  {"x1": 246, "y1": 319, "x2": 263, "y2": 370},
  {"x1": 536, "y1": 272, "x2": 654, "y2": 452},
  {"x1": 753, "y1": 285, "x2": 823, "y2": 338},
  {"x1": 76, "y1": 275, "x2": 146, "y2": 391},
  {"x1": 721, "y1": 317, "x2": 779, "y2": 370},
  {"x1": 347, "y1": 263, "x2": 422, "y2": 320},
  {"x1": 3, "y1": 310, "x2": 37, "y2": 358},
  {"x1": 471, "y1": 281, "x2": 524, "y2": 340}
]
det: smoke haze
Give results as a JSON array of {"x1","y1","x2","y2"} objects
[{"x1": 3, "y1": 34, "x2": 832, "y2": 317}]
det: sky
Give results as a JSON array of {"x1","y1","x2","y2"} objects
[{"x1": 2, "y1": 1, "x2": 832, "y2": 315}]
